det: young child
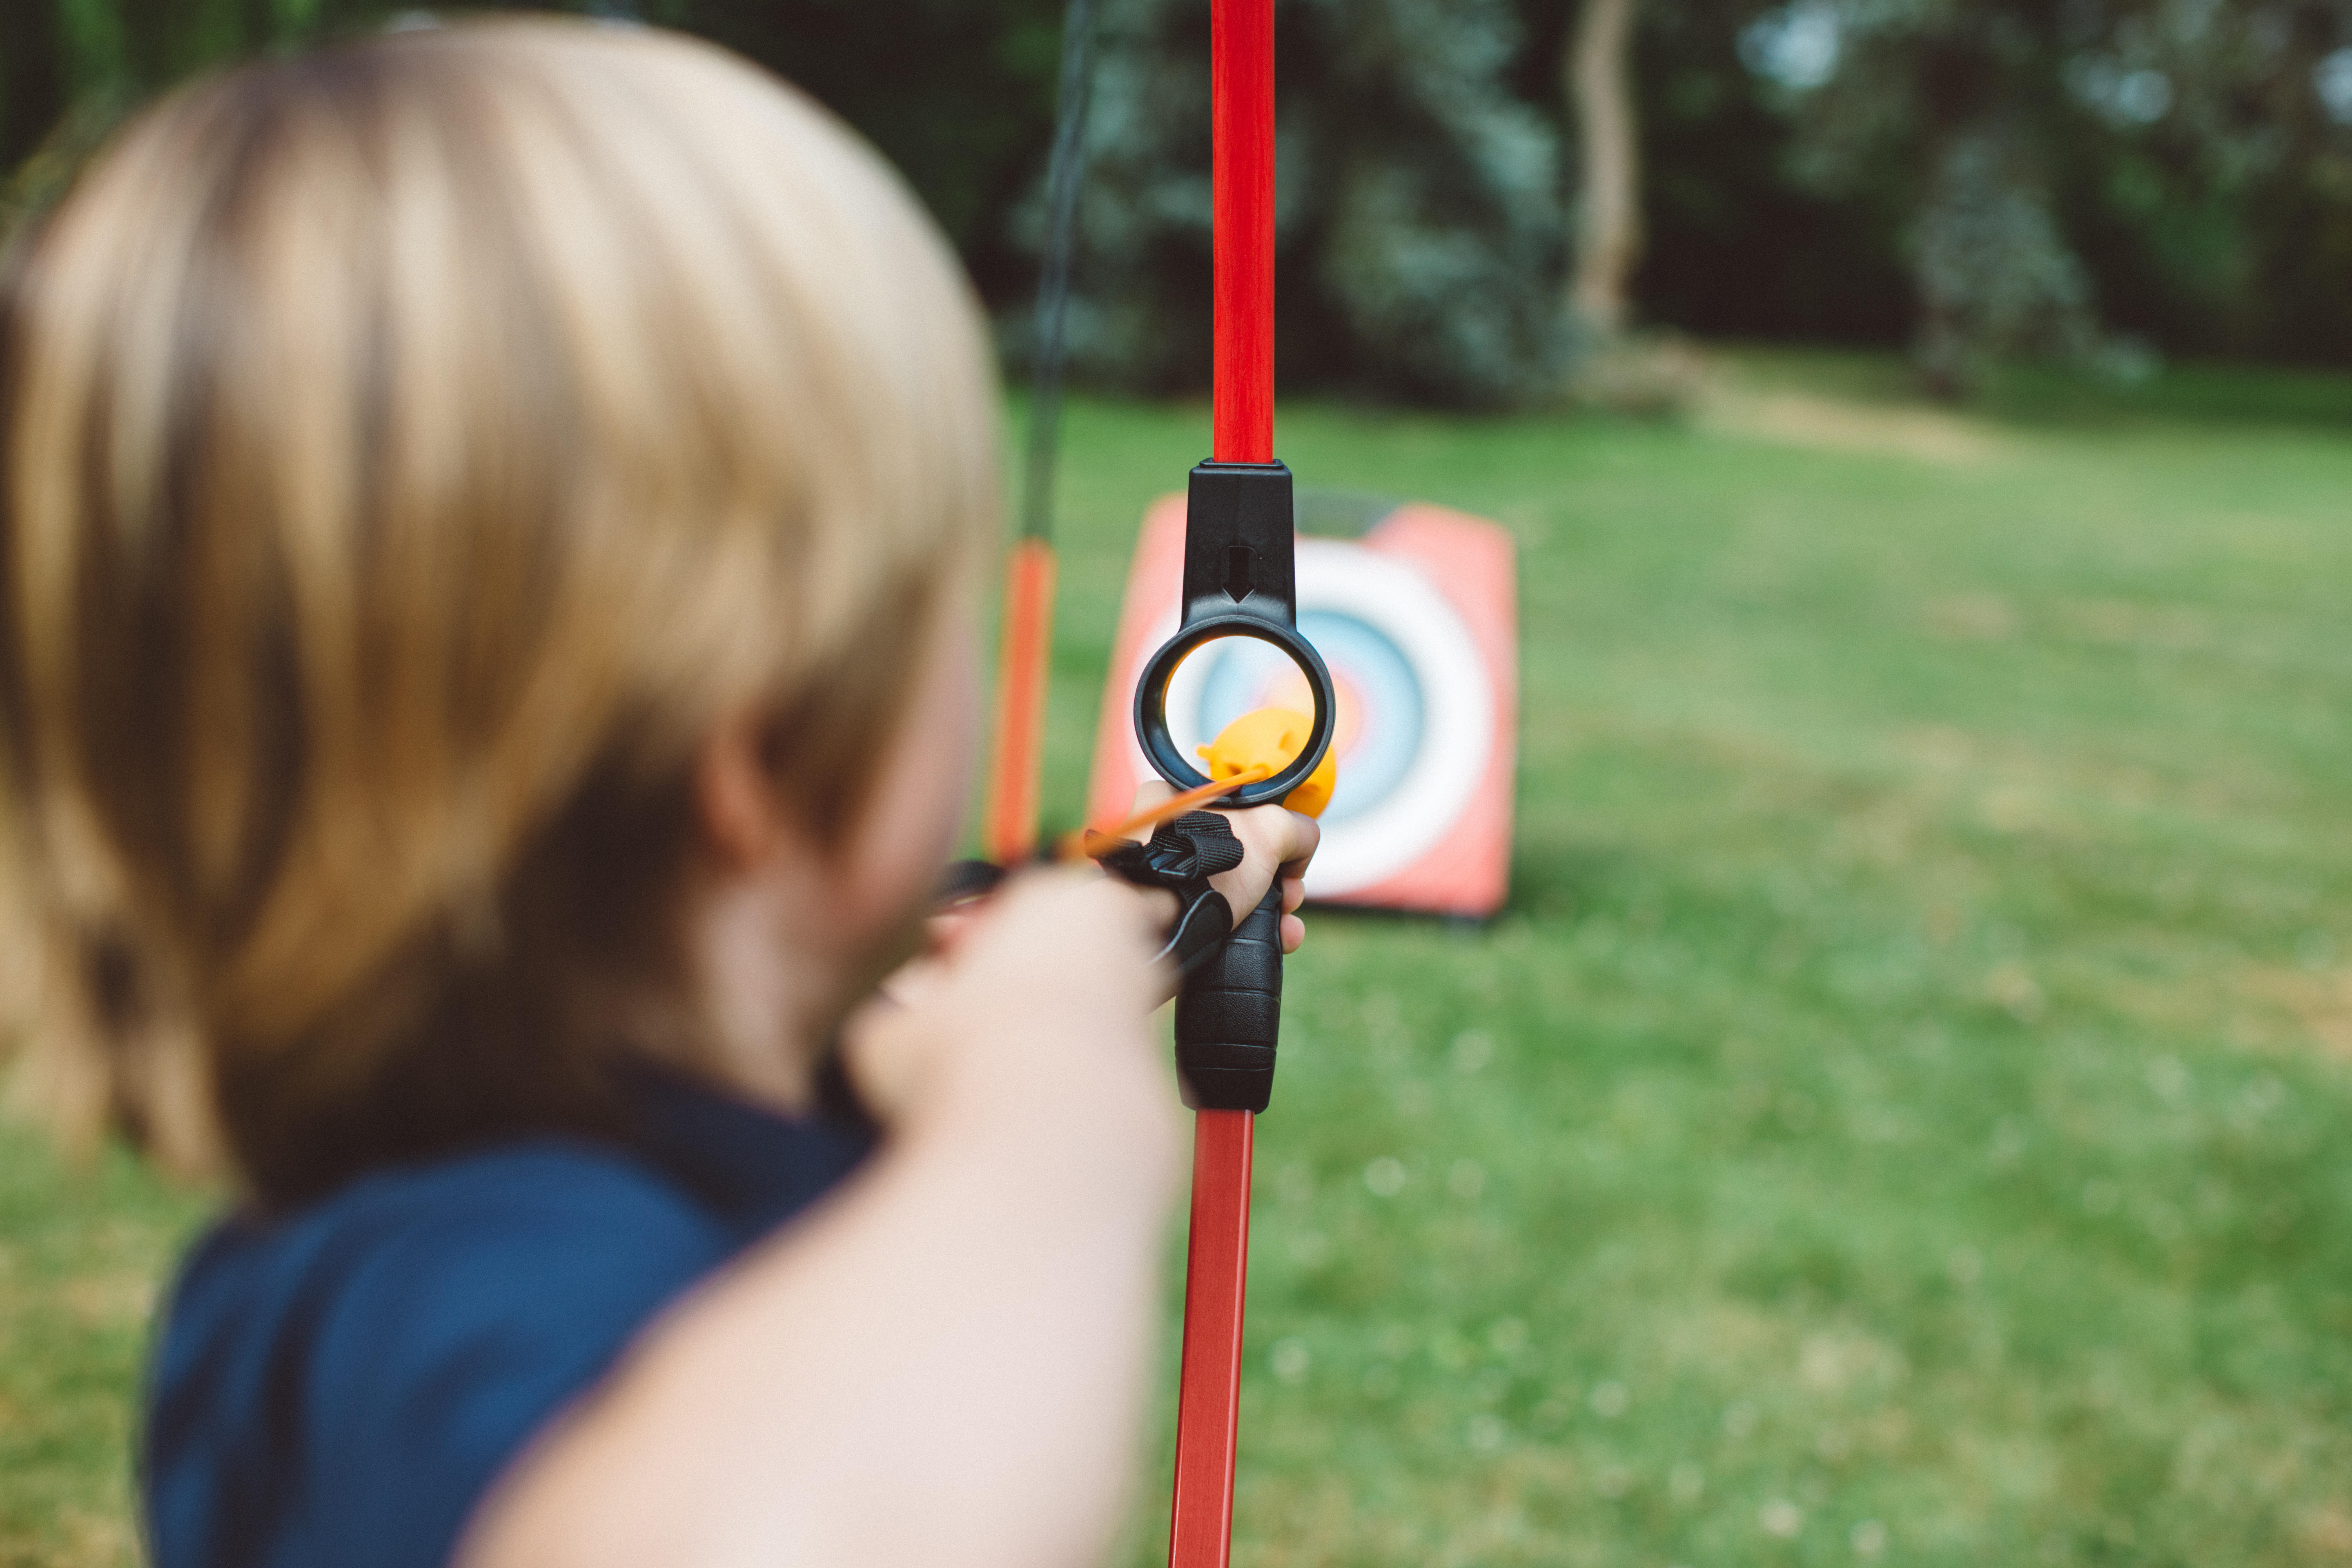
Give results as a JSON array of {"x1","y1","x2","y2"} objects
[{"x1": 0, "y1": 18, "x2": 1316, "y2": 1568}]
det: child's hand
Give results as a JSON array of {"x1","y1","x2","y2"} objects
[
  {"x1": 843, "y1": 869, "x2": 1180, "y2": 1146},
  {"x1": 1214, "y1": 800, "x2": 1320, "y2": 953},
  {"x1": 845, "y1": 804, "x2": 1315, "y2": 1131},
  {"x1": 1122, "y1": 788, "x2": 1321, "y2": 954}
]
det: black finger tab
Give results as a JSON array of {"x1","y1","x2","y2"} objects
[{"x1": 1098, "y1": 812, "x2": 1245, "y2": 976}]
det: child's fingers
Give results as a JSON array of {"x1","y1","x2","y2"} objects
[
  {"x1": 1227, "y1": 802, "x2": 1321, "y2": 873},
  {"x1": 849, "y1": 869, "x2": 1179, "y2": 1130},
  {"x1": 1107, "y1": 788, "x2": 1315, "y2": 955},
  {"x1": 923, "y1": 910, "x2": 978, "y2": 953},
  {"x1": 1256, "y1": 804, "x2": 1323, "y2": 873},
  {"x1": 1206, "y1": 804, "x2": 1319, "y2": 924},
  {"x1": 839, "y1": 993, "x2": 929, "y2": 1125}
]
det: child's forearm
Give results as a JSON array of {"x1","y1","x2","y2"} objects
[{"x1": 459, "y1": 1020, "x2": 1183, "y2": 1568}]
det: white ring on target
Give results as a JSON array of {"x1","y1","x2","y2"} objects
[
  {"x1": 1139, "y1": 540, "x2": 1494, "y2": 899},
  {"x1": 1289, "y1": 541, "x2": 1492, "y2": 895}
]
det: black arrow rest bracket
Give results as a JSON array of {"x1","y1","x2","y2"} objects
[{"x1": 1134, "y1": 461, "x2": 1337, "y2": 812}]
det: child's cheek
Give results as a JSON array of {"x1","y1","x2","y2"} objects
[
  {"x1": 847, "y1": 612, "x2": 981, "y2": 942},
  {"x1": 923, "y1": 626, "x2": 983, "y2": 869}
]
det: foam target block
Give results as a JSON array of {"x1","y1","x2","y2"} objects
[{"x1": 1087, "y1": 495, "x2": 1518, "y2": 918}]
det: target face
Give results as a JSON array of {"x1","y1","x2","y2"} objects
[{"x1": 1089, "y1": 499, "x2": 1518, "y2": 917}]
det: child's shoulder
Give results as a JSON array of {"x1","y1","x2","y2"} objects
[
  {"x1": 169, "y1": 1136, "x2": 739, "y2": 1364},
  {"x1": 144, "y1": 1078, "x2": 871, "y2": 1568}
]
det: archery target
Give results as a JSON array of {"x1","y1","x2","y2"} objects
[
  {"x1": 1154, "y1": 543, "x2": 1493, "y2": 896},
  {"x1": 1089, "y1": 496, "x2": 1518, "y2": 918}
]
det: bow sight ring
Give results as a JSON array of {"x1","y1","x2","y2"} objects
[
  {"x1": 1133, "y1": 461, "x2": 1337, "y2": 808},
  {"x1": 1134, "y1": 614, "x2": 1333, "y2": 804}
]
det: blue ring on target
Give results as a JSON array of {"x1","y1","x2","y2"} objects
[{"x1": 1190, "y1": 610, "x2": 1423, "y2": 825}]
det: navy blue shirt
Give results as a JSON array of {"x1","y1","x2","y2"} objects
[{"x1": 144, "y1": 1074, "x2": 873, "y2": 1568}]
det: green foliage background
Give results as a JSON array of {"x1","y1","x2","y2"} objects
[
  {"x1": 1029, "y1": 0, "x2": 1570, "y2": 407},
  {"x1": 0, "y1": 0, "x2": 1076, "y2": 301},
  {"x1": 9, "y1": 1, "x2": 2352, "y2": 406}
]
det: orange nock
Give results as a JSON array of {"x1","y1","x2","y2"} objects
[{"x1": 1198, "y1": 707, "x2": 1334, "y2": 820}]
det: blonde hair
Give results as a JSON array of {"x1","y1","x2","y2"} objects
[{"x1": 0, "y1": 19, "x2": 997, "y2": 1202}]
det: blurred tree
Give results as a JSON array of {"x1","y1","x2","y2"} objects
[
  {"x1": 1512, "y1": 0, "x2": 1913, "y2": 347},
  {"x1": 1044, "y1": 0, "x2": 1571, "y2": 408},
  {"x1": 1733, "y1": 0, "x2": 2108, "y2": 395},
  {"x1": 1, "y1": 1, "x2": 1069, "y2": 306},
  {"x1": 1566, "y1": 0, "x2": 1643, "y2": 339},
  {"x1": 1728, "y1": 0, "x2": 2352, "y2": 388},
  {"x1": 626, "y1": 0, "x2": 1069, "y2": 302},
  {"x1": 2054, "y1": 0, "x2": 2352, "y2": 363},
  {"x1": 6, "y1": 0, "x2": 1570, "y2": 407},
  {"x1": 12, "y1": 0, "x2": 2351, "y2": 398}
]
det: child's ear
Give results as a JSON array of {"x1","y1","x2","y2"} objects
[{"x1": 694, "y1": 710, "x2": 789, "y2": 869}]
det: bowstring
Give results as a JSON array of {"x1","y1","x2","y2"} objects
[{"x1": 1019, "y1": 0, "x2": 1102, "y2": 545}]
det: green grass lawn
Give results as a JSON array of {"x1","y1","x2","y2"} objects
[
  {"x1": 5, "y1": 350, "x2": 2351, "y2": 1565},
  {"x1": 0, "y1": 1138, "x2": 203, "y2": 1567}
]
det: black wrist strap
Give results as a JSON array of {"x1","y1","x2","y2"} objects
[{"x1": 1098, "y1": 811, "x2": 1243, "y2": 973}]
